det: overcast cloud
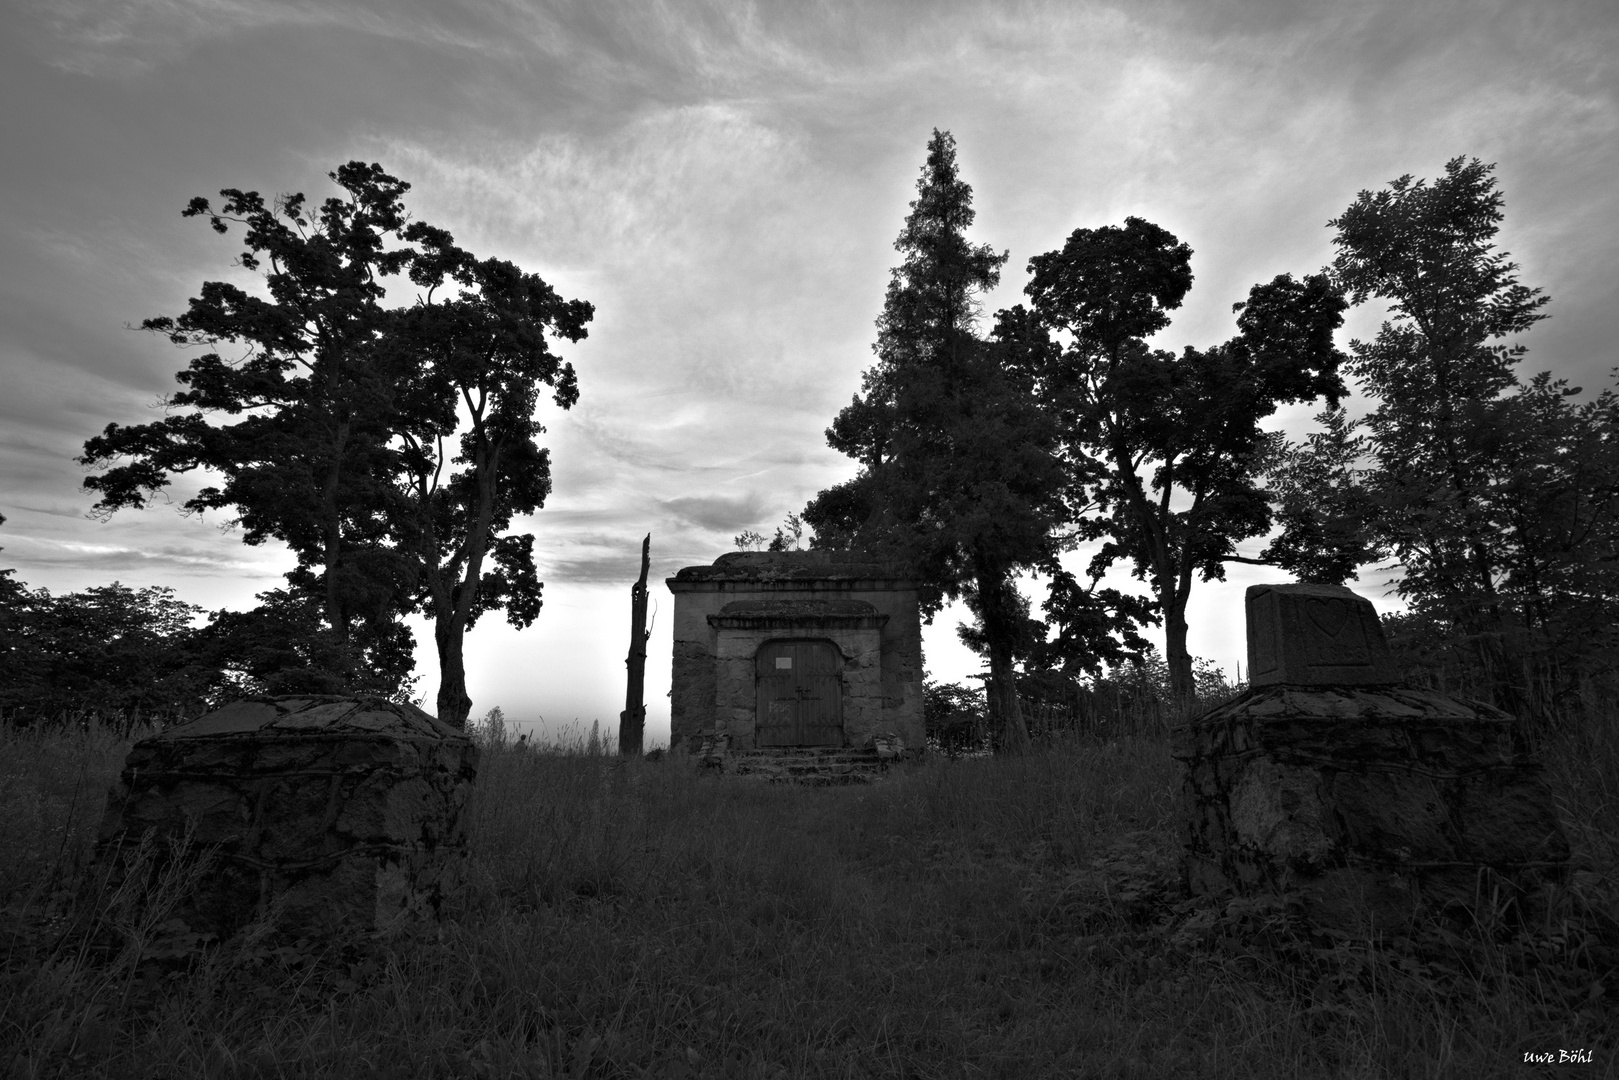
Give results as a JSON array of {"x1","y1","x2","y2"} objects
[{"x1": 3, "y1": 0, "x2": 1616, "y2": 742}]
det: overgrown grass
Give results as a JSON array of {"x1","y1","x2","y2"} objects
[{"x1": 2, "y1": 715, "x2": 1616, "y2": 1078}]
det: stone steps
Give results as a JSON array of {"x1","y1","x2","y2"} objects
[{"x1": 695, "y1": 736, "x2": 904, "y2": 786}]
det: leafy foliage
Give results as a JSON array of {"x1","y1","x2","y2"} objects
[
  {"x1": 80, "y1": 164, "x2": 419, "y2": 685},
  {"x1": 386, "y1": 224, "x2": 592, "y2": 725},
  {"x1": 77, "y1": 164, "x2": 590, "y2": 723},
  {"x1": 1024, "y1": 220, "x2": 1347, "y2": 704},
  {"x1": 0, "y1": 579, "x2": 213, "y2": 726},
  {"x1": 1265, "y1": 157, "x2": 1619, "y2": 733}
]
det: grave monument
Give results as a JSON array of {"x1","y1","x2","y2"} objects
[
  {"x1": 666, "y1": 551, "x2": 925, "y2": 760},
  {"x1": 97, "y1": 695, "x2": 478, "y2": 944},
  {"x1": 1174, "y1": 583, "x2": 1570, "y2": 934}
]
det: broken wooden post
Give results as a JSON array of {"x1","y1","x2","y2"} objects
[{"x1": 619, "y1": 533, "x2": 651, "y2": 756}]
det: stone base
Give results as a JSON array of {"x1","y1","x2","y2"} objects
[
  {"x1": 96, "y1": 696, "x2": 478, "y2": 945},
  {"x1": 1173, "y1": 685, "x2": 1569, "y2": 935},
  {"x1": 693, "y1": 735, "x2": 913, "y2": 786}
]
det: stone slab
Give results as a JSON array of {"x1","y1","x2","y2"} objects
[{"x1": 1246, "y1": 583, "x2": 1401, "y2": 686}]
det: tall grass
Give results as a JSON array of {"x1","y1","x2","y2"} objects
[{"x1": 2, "y1": 711, "x2": 1615, "y2": 1078}]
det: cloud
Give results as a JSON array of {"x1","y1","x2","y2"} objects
[
  {"x1": 659, "y1": 492, "x2": 773, "y2": 534},
  {"x1": 6, "y1": 0, "x2": 1618, "y2": 728}
]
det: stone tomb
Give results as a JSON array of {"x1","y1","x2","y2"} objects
[
  {"x1": 97, "y1": 695, "x2": 478, "y2": 943},
  {"x1": 666, "y1": 551, "x2": 925, "y2": 756},
  {"x1": 1174, "y1": 583, "x2": 1569, "y2": 934}
]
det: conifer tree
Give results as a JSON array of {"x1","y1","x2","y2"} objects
[{"x1": 804, "y1": 130, "x2": 1067, "y2": 750}]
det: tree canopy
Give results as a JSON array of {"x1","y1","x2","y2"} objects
[
  {"x1": 386, "y1": 225, "x2": 591, "y2": 724},
  {"x1": 1024, "y1": 220, "x2": 1347, "y2": 706},
  {"x1": 1265, "y1": 157, "x2": 1617, "y2": 733},
  {"x1": 78, "y1": 163, "x2": 591, "y2": 724}
]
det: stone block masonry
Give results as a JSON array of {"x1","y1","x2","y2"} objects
[
  {"x1": 1174, "y1": 584, "x2": 1569, "y2": 935},
  {"x1": 96, "y1": 695, "x2": 478, "y2": 944},
  {"x1": 667, "y1": 551, "x2": 925, "y2": 755}
]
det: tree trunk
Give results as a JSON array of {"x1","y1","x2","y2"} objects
[
  {"x1": 434, "y1": 615, "x2": 472, "y2": 728},
  {"x1": 986, "y1": 637, "x2": 1029, "y2": 754},
  {"x1": 1163, "y1": 599, "x2": 1195, "y2": 715},
  {"x1": 974, "y1": 553, "x2": 1030, "y2": 753},
  {"x1": 619, "y1": 533, "x2": 651, "y2": 756},
  {"x1": 320, "y1": 417, "x2": 353, "y2": 674},
  {"x1": 433, "y1": 439, "x2": 502, "y2": 730}
]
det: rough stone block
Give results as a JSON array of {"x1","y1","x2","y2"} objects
[
  {"x1": 96, "y1": 695, "x2": 477, "y2": 945},
  {"x1": 1176, "y1": 583, "x2": 1569, "y2": 936},
  {"x1": 1246, "y1": 583, "x2": 1400, "y2": 686}
]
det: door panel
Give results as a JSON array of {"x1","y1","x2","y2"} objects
[{"x1": 755, "y1": 640, "x2": 843, "y2": 746}]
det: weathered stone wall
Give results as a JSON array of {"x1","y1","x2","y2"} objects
[
  {"x1": 666, "y1": 552, "x2": 925, "y2": 754},
  {"x1": 96, "y1": 695, "x2": 478, "y2": 943},
  {"x1": 1174, "y1": 584, "x2": 1569, "y2": 934},
  {"x1": 868, "y1": 586, "x2": 924, "y2": 743}
]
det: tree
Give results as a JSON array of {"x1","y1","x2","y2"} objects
[
  {"x1": 79, "y1": 163, "x2": 419, "y2": 687},
  {"x1": 767, "y1": 512, "x2": 806, "y2": 551},
  {"x1": 1263, "y1": 158, "x2": 1618, "y2": 732},
  {"x1": 1025, "y1": 218, "x2": 1348, "y2": 707},
  {"x1": 0, "y1": 577, "x2": 217, "y2": 726},
  {"x1": 1260, "y1": 404, "x2": 1376, "y2": 585},
  {"x1": 387, "y1": 227, "x2": 591, "y2": 727},
  {"x1": 191, "y1": 586, "x2": 417, "y2": 701},
  {"x1": 803, "y1": 130, "x2": 1071, "y2": 751},
  {"x1": 78, "y1": 164, "x2": 591, "y2": 725}
]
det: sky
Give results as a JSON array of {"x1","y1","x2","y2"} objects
[{"x1": 3, "y1": 0, "x2": 1616, "y2": 746}]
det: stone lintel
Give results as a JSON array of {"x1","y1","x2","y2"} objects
[
  {"x1": 669, "y1": 577, "x2": 914, "y2": 594},
  {"x1": 709, "y1": 613, "x2": 890, "y2": 630},
  {"x1": 708, "y1": 597, "x2": 888, "y2": 631},
  {"x1": 1246, "y1": 583, "x2": 1400, "y2": 687}
]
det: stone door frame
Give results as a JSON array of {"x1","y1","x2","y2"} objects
[{"x1": 709, "y1": 612, "x2": 886, "y2": 751}]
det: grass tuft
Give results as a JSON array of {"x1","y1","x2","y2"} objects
[{"x1": 1, "y1": 714, "x2": 1615, "y2": 1078}]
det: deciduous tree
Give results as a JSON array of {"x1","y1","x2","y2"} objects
[
  {"x1": 79, "y1": 163, "x2": 419, "y2": 686},
  {"x1": 78, "y1": 164, "x2": 591, "y2": 725},
  {"x1": 1263, "y1": 158, "x2": 1619, "y2": 732},
  {"x1": 388, "y1": 228, "x2": 591, "y2": 726},
  {"x1": 1025, "y1": 219, "x2": 1347, "y2": 707}
]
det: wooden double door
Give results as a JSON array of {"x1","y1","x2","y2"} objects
[{"x1": 755, "y1": 640, "x2": 844, "y2": 747}]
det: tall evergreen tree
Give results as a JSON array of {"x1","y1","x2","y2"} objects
[{"x1": 803, "y1": 130, "x2": 1069, "y2": 751}]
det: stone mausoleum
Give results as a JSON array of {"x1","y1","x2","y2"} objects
[{"x1": 666, "y1": 551, "x2": 925, "y2": 756}]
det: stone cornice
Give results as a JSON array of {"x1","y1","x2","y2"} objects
[{"x1": 708, "y1": 612, "x2": 890, "y2": 630}]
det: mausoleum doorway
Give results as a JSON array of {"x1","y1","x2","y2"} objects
[{"x1": 755, "y1": 639, "x2": 843, "y2": 746}]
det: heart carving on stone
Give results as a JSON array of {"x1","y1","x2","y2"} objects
[{"x1": 1304, "y1": 598, "x2": 1351, "y2": 639}]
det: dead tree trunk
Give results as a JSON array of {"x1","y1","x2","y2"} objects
[{"x1": 618, "y1": 533, "x2": 651, "y2": 756}]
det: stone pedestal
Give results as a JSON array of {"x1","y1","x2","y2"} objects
[
  {"x1": 1173, "y1": 584, "x2": 1568, "y2": 934},
  {"x1": 96, "y1": 695, "x2": 478, "y2": 943}
]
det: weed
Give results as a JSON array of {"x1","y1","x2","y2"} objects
[{"x1": 0, "y1": 713, "x2": 1614, "y2": 1077}]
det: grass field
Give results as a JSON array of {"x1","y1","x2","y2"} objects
[{"x1": 2, "y1": 714, "x2": 1616, "y2": 1079}]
